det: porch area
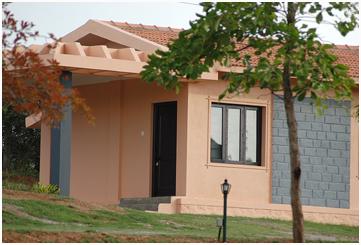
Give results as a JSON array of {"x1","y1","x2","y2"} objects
[{"x1": 27, "y1": 40, "x2": 220, "y2": 204}]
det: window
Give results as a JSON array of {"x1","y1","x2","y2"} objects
[{"x1": 211, "y1": 103, "x2": 262, "y2": 165}]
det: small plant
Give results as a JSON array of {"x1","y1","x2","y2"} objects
[
  {"x1": 32, "y1": 183, "x2": 60, "y2": 194},
  {"x1": 3, "y1": 181, "x2": 32, "y2": 191}
]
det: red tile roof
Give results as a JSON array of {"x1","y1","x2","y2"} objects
[
  {"x1": 106, "y1": 21, "x2": 359, "y2": 78},
  {"x1": 107, "y1": 21, "x2": 181, "y2": 46},
  {"x1": 331, "y1": 45, "x2": 359, "y2": 78}
]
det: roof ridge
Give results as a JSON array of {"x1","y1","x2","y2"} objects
[
  {"x1": 106, "y1": 20, "x2": 184, "y2": 32},
  {"x1": 99, "y1": 21, "x2": 359, "y2": 49},
  {"x1": 333, "y1": 44, "x2": 359, "y2": 49},
  {"x1": 100, "y1": 21, "x2": 359, "y2": 47}
]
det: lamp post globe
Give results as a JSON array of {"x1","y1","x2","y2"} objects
[{"x1": 221, "y1": 179, "x2": 231, "y2": 194}]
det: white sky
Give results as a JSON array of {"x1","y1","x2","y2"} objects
[{"x1": 7, "y1": 2, "x2": 360, "y2": 46}]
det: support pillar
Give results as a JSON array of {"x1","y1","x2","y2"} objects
[
  {"x1": 50, "y1": 71, "x2": 72, "y2": 196},
  {"x1": 50, "y1": 127, "x2": 60, "y2": 185}
]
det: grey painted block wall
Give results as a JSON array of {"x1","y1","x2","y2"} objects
[{"x1": 271, "y1": 96, "x2": 351, "y2": 208}]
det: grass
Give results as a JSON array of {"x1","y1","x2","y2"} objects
[{"x1": 2, "y1": 191, "x2": 359, "y2": 243}]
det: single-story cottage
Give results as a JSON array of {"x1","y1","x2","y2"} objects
[{"x1": 26, "y1": 20, "x2": 359, "y2": 225}]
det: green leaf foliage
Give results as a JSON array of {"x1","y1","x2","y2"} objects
[
  {"x1": 3, "y1": 104, "x2": 40, "y2": 175},
  {"x1": 32, "y1": 183, "x2": 60, "y2": 194},
  {"x1": 141, "y1": 2, "x2": 358, "y2": 104}
]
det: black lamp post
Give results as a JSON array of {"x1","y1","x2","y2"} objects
[{"x1": 221, "y1": 179, "x2": 231, "y2": 243}]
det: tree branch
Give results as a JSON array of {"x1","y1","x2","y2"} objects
[{"x1": 234, "y1": 44, "x2": 252, "y2": 52}]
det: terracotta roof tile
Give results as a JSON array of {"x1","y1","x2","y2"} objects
[
  {"x1": 330, "y1": 46, "x2": 359, "y2": 78},
  {"x1": 106, "y1": 21, "x2": 359, "y2": 78},
  {"x1": 107, "y1": 21, "x2": 182, "y2": 46}
]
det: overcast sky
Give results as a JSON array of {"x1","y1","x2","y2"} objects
[{"x1": 8, "y1": 2, "x2": 360, "y2": 46}]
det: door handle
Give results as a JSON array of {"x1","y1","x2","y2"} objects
[{"x1": 155, "y1": 161, "x2": 159, "y2": 167}]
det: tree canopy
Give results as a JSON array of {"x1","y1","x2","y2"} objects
[
  {"x1": 2, "y1": 3, "x2": 94, "y2": 124},
  {"x1": 141, "y1": 2, "x2": 358, "y2": 106},
  {"x1": 141, "y1": 2, "x2": 358, "y2": 242},
  {"x1": 2, "y1": 104, "x2": 40, "y2": 176}
]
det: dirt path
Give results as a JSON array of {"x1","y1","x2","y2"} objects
[
  {"x1": 3, "y1": 189, "x2": 124, "y2": 213},
  {"x1": 2, "y1": 231, "x2": 218, "y2": 243},
  {"x1": 3, "y1": 203, "x2": 89, "y2": 228},
  {"x1": 3, "y1": 204, "x2": 61, "y2": 225},
  {"x1": 3, "y1": 230, "x2": 295, "y2": 243}
]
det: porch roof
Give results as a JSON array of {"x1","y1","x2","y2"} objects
[{"x1": 31, "y1": 41, "x2": 223, "y2": 82}]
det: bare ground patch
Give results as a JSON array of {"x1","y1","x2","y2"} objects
[
  {"x1": 2, "y1": 231, "x2": 215, "y2": 243},
  {"x1": 2, "y1": 230, "x2": 294, "y2": 243}
]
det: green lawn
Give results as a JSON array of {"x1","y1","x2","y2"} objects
[{"x1": 2, "y1": 190, "x2": 359, "y2": 243}]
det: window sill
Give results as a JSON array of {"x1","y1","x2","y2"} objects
[{"x1": 206, "y1": 162, "x2": 268, "y2": 171}]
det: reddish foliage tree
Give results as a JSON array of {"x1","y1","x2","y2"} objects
[{"x1": 2, "y1": 3, "x2": 94, "y2": 124}]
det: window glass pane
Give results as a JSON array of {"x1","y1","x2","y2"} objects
[
  {"x1": 211, "y1": 106, "x2": 223, "y2": 160},
  {"x1": 227, "y1": 108, "x2": 240, "y2": 161},
  {"x1": 245, "y1": 109, "x2": 258, "y2": 162}
]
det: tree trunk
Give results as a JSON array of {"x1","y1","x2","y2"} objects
[
  {"x1": 283, "y1": 76, "x2": 305, "y2": 243},
  {"x1": 284, "y1": 3, "x2": 305, "y2": 243}
]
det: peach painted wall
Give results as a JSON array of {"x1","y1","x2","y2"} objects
[
  {"x1": 185, "y1": 80, "x2": 273, "y2": 204},
  {"x1": 38, "y1": 78, "x2": 189, "y2": 203},
  {"x1": 70, "y1": 81, "x2": 121, "y2": 203},
  {"x1": 38, "y1": 77, "x2": 358, "y2": 213},
  {"x1": 119, "y1": 79, "x2": 188, "y2": 198},
  {"x1": 38, "y1": 82, "x2": 121, "y2": 204}
]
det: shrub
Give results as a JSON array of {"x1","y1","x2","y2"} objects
[
  {"x1": 32, "y1": 183, "x2": 60, "y2": 194},
  {"x1": 3, "y1": 105, "x2": 40, "y2": 177},
  {"x1": 2, "y1": 170, "x2": 38, "y2": 187},
  {"x1": 3, "y1": 181, "x2": 31, "y2": 191}
]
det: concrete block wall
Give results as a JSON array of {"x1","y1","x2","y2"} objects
[{"x1": 272, "y1": 96, "x2": 351, "y2": 208}]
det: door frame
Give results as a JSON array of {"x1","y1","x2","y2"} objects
[{"x1": 151, "y1": 101, "x2": 177, "y2": 197}]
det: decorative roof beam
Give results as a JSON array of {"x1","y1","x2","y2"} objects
[
  {"x1": 110, "y1": 48, "x2": 140, "y2": 61},
  {"x1": 62, "y1": 19, "x2": 167, "y2": 53},
  {"x1": 25, "y1": 112, "x2": 42, "y2": 128},
  {"x1": 83, "y1": 45, "x2": 112, "y2": 58},
  {"x1": 63, "y1": 42, "x2": 85, "y2": 56}
]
